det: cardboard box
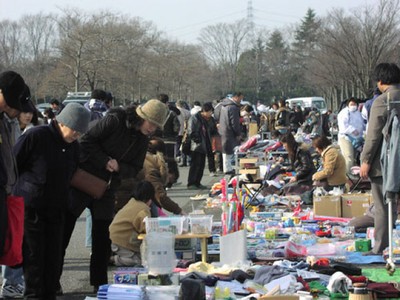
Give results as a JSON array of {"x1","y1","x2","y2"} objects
[
  {"x1": 313, "y1": 195, "x2": 341, "y2": 217},
  {"x1": 239, "y1": 157, "x2": 259, "y2": 167},
  {"x1": 248, "y1": 122, "x2": 258, "y2": 137},
  {"x1": 341, "y1": 193, "x2": 371, "y2": 218}
]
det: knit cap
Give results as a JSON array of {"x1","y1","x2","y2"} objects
[
  {"x1": 136, "y1": 99, "x2": 169, "y2": 129},
  {"x1": 0, "y1": 70, "x2": 26, "y2": 111},
  {"x1": 56, "y1": 103, "x2": 91, "y2": 133}
]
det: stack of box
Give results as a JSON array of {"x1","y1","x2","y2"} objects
[
  {"x1": 239, "y1": 157, "x2": 260, "y2": 178},
  {"x1": 313, "y1": 193, "x2": 372, "y2": 218}
]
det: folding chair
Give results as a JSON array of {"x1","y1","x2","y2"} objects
[{"x1": 242, "y1": 162, "x2": 284, "y2": 208}]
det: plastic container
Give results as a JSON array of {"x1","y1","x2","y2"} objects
[
  {"x1": 144, "y1": 216, "x2": 186, "y2": 234},
  {"x1": 189, "y1": 215, "x2": 213, "y2": 234}
]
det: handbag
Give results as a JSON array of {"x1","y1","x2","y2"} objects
[
  {"x1": 71, "y1": 141, "x2": 136, "y2": 199},
  {"x1": 70, "y1": 168, "x2": 110, "y2": 199},
  {"x1": 181, "y1": 136, "x2": 191, "y2": 155},
  {"x1": 0, "y1": 195, "x2": 24, "y2": 267}
]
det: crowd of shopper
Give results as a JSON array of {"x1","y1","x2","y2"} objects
[{"x1": 1, "y1": 62, "x2": 400, "y2": 298}]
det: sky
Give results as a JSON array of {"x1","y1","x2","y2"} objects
[{"x1": 1, "y1": 0, "x2": 377, "y2": 44}]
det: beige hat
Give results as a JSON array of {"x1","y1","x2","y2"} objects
[{"x1": 136, "y1": 99, "x2": 169, "y2": 128}]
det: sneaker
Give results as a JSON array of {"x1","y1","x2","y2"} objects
[
  {"x1": 209, "y1": 172, "x2": 216, "y2": 177},
  {"x1": 1, "y1": 282, "x2": 25, "y2": 298},
  {"x1": 197, "y1": 184, "x2": 208, "y2": 190},
  {"x1": 187, "y1": 185, "x2": 198, "y2": 190},
  {"x1": 190, "y1": 194, "x2": 208, "y2": 200}
]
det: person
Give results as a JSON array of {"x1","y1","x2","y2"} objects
[
  {"x1": 187, "y1": 102, "x2": 215, "y2": 189},
  {"x1": 304, "y1": 107, "x2": 322, "y2": 136},
  {"x1": 337, "y1": 97, "x2": 365, "y2": 173},
  {"x1": 176, "y1": 100, "x2": 191, "y2": 167},
  {"x1": 361, "y1": 87, "x2": 381, "y2": 133},
  {"x1": 280, "y1": 132, "x2": 316, "y2": 194},
  {"x1": 311, "y1": 135, "x2": 347, "y2": 191},
  {"x1": 84, "y1": 89, "x2": 108, "y2": 121},
  {"x1": 17, "y1": 96, "x2": 37, "y2": 136},
  {"x1": 274, "y1": 99, "x2": 290, "y2": 134},
  {"x1": 59, "y1": 99, "x2": 168, "y2": 293},
  {"x1": 49, "y1": 98, "x2": 64, "y2": 115},
  {"x1": 0, "y1": 72, "x2": 27, "y2": 298},
  {"x1": 136, "y1": 137, "x2": 184, "y2": 216},
  {"x1": 109, "y1": 180, "x2": 155, "y2": 267},
  {"x1": 264, "y1": 130, "x2": 283, "y2": 154},
  {"x1": 289, "y1": 105, "x2": 304, "y2": 132},
  {"x1": 2, "y1": 86, "x2": 37, "y2": 298},
  {"x1": 218, "y1": 92, "x2": 243, "y2": 174},
  {"x1": 43, "y1": 107, "x2": 56, "y2": 124},
  {"x1": 190, "y1": 101, "x2": 202, "y2": 116},
  {"x1": 206, "y1": 109, "x2": 219, "y2": 177},
  {"x1": 157, "y1": 94, "x2": 180, "y2": 159},
  {"x1": 13, "y1": 103, "x2": 90, "y2": 299},
  {"x1": 348, "y1": 204, "x2": 375, "y2": 233},
  {"x1": 360, "y1": 62, "x2": 400, "y2": 255}
]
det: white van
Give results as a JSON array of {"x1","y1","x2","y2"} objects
[{"x1": 285, "y1": 97, "x2": 327, "y2": 114}]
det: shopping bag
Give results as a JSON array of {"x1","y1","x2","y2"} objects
[
  {"x1": 70, "y1": 168, "x2": 109, "y2": 199},
  {"x1": 0, "y1": 195, "x2": 24, "y2": 267}
]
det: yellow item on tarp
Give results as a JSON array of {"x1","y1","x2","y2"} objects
[{"x1": 187, "y1": 261, "x2": 236, "y2": 275}]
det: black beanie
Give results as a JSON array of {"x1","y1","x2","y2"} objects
[{"x1": 0, "y1": 71, "x2": 26, "y2": 111}]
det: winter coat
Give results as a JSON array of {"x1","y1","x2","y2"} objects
[
  {"x1": 381, "y1": 107, "x2": 400, "y2": 197},
  {"x1": 289, "y1": 144, "x2": 316, "y2": 185},
  {"x1": 163, "y1": 110, "x2": 180, "y2": 141},
  {"x1": 13, "y1": 120, "x2": 80, "y2": 210},
  {"x1": 218, "y1": 98, "x2": 241, "y2": 154},
  {"x1": 361, "y1": 85, "x2": 400, "y2": 178},
  {"x1": 188, "y1": 112, "x2": 213, "y2": 155},
  {"x1": 136, "y1": 152, "x2": 182, "y2": 214},
  {"x1": 312, "y1": 145, "x2": 347, "y2": 186},
  {"x1": 71, "y1": 108, "x2": 149, "y2": 219},
  {"x1": 275, "y1": 107, "x2": 290, "y2": 130},
  {"x1": 109, "y1": 198, "x2": 150, "y2": 253}
]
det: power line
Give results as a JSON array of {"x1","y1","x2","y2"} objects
[{"x1": 167, "y1": 10, "x2": 245, "y2": 33}]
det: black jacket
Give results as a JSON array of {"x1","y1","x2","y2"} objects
[
  {"x1": 291, "y1": 145, "x2": 316, "y2": 184},
  {"x1": 13, "y1": 121, "x2": 80, "y2": 210},
  {"x1": 79, "y1": 108, "x2": 149, "y2": 185}
]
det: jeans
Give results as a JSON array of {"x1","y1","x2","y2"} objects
[{"x1": 1, "y1": 265, "x2": 24, "y2": 286}]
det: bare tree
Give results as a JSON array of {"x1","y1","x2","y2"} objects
[
  {"x1": 199, "y1": 19, "x2": 249, "y2": 92},
  {"x1": 0, "y1": 20, "x2": 23, "y2": 68},
  {"x1": 314, "y1": 0, "x2": 400, "y2": 103}
]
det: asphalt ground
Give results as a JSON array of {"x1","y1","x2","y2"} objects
[{"x1": 0, "y1": 164, "x2": 221, "y2": 299}]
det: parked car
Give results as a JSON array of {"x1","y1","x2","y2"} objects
[
  {"x1": 62, "y1": 91, "x2": 91, "y2": 106},
  {"x1": 36, "y1": 103, "x2": 51, "y2": 113},
  {"x1": 285, "y1": 97, "x2": 328, "y2": 114}
]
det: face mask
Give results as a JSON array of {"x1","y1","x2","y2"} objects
[{"x1": 348, "y1": 105, "x2": 357, "y2": 112}]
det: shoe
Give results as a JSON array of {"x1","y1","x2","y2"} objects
[
  {"x1": 209, "y1": 172, "x2": 216, "y2": 177},
  {"x1": 197, "y1": 184, "x2": 208, "y2": 190},
  {"x1": 187, "y1": 185, "x2": 198, "y2": 190},
  {"x1": 224, "y1": 171, "x2": 235, "y2": 175},
  {"x1": 190, "y1": 194, "x2": 208, "y2": 200},
  {"x1": 56, "y1": 286, "x2": 64, "y2": 296},
  {"x1": 1, "y1": 282, "x2": 25, "y2": 298}
]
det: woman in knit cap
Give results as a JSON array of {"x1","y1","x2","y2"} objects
[
  {"x1": 13, "y1": 103, "x2": 91, "y2": 299},
  {"x1": 58, "y1": 99, "x2": 168, "y2": 293}
]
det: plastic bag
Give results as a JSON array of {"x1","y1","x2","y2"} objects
[{"x1": 142, "y1": 232, "x2": 176, "y2": 275}]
